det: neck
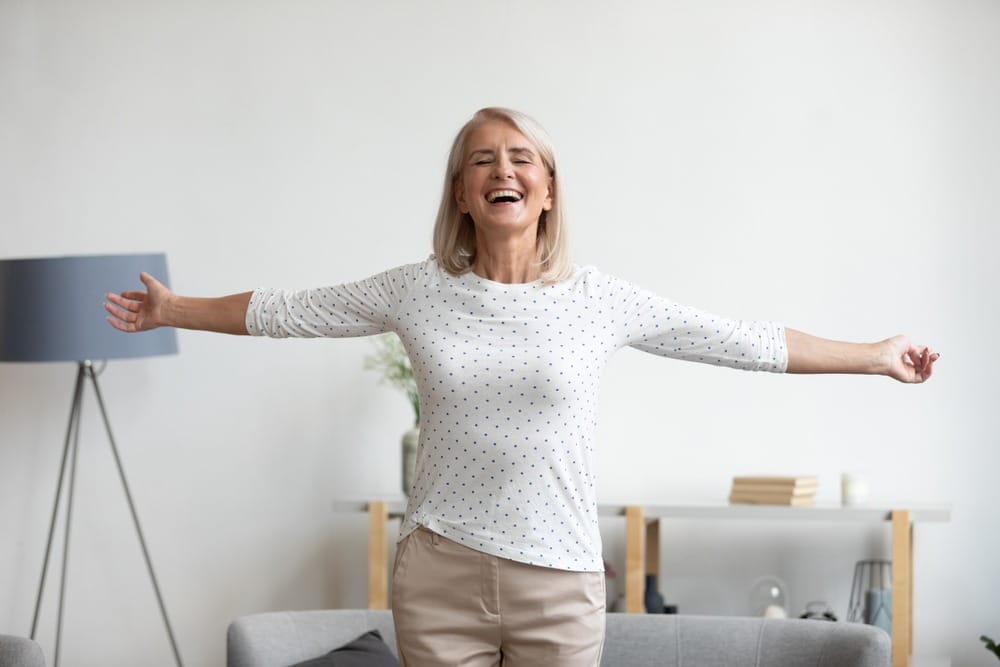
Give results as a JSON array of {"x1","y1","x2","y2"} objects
[{"x1": 472, "y1": 233, "x2": 540, "y2": 284}]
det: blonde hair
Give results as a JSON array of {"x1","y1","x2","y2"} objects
[{"x1": 432, "y1": 107, "x2": 572, "y2": 283}]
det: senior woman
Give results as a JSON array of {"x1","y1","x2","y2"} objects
[{"x1": 105, "y1": 107, "x2": 938, "y2": 666}]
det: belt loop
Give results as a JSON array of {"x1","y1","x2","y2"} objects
[{"x1": 431, "y1": 531, "x2": 440, "y2": 546}]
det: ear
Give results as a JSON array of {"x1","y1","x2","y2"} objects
[
  {"x1": 454, "y1": 177, "x2": 469, "y2": 214},
  {"x1": 542, "y1": 176, "x2": 553, "y2": 212}
]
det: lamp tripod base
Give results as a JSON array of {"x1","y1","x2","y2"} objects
[{"x1": 29, "y1": 361, "x2": 184, "y2": 667}]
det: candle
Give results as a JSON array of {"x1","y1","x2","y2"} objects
[{"x1": 841, "y1": 473, "x2": 870, "y2": 506}]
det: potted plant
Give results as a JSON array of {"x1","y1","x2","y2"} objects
[
  {"x1": 983, "y1": 635, "x2": 1000, "y2": 661},
  {"x1": 364, "y1": 333, "x2": 419, "y2": 495}
]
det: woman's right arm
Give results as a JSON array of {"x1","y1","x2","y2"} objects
[{"x1": 105, "y1": 272, "x2": 251, "y2": 335}]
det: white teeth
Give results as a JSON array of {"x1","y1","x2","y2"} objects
[{"x1": 486, "y1": 190, "x2": 523, "y2": 203}]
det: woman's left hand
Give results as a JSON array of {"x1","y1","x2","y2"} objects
[{"x1": 881, "y1": 335, "x2": 940, "y2": 383}]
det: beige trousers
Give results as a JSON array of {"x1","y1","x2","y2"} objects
[{"x1": 391, "y1": 527, "x2": 606, "y2": 666}]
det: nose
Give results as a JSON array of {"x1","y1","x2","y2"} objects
[{"x1": 490, "y1": 154, "x2": 515, "y2": 179}]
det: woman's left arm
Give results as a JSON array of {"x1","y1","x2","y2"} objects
[{"x1": 785, "y1": 329, "x2": 940, "y2": 383}]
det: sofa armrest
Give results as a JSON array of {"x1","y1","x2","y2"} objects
[{"x1": 0, "y1": 634, "x2": 46, "y2": 667}]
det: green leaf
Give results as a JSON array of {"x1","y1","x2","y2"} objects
[{"x1": 982, "y1": 635, "x2": 1000, "y2": 659}]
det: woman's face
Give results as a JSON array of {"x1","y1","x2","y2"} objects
[{"x1": 455, "y1": 121, "x2": 552, "y2": 237}]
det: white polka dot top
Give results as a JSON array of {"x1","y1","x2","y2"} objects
[{"x1": 246, "y1": 256, "x2": 787, "y2": 572}]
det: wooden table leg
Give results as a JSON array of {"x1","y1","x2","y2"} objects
[
  {"x1": 368, "y1": 501, "x2": 388, "y2": 610},
  {"x1": 891, "y1": 509, "x2": 912, "y2": 667},
  {"x1": 625, "y1": 505, "x2": 645, "y2": 613}
]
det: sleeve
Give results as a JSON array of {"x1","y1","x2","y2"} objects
[
  {"x1": 244, "y1": 262, "x2": 422, "y2": 339},
  {"x1": 602, "y1": 272, "x2": 787, "y2": 372}
]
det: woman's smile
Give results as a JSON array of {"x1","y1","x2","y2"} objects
[{"x1": 485, "y1": 188, "x2": 524, "y2": 204}]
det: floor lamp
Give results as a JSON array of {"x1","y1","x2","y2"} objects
[{"x1": 0, "y1": 254, "x2": 184, "y2": 667}]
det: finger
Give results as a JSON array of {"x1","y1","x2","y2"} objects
[
  {"x1": 917, "y1": 347, "x2": 934, "y2": 371},
  {"x1": 106, "y1": 315, "x2": 135, "y2": 333},
  {"x1": 106, "y1": 293, "x2": 142, "y2": 313},
  {"x1": 118, "y1": 291, "x2": 147, "y2": 301},
  {"x1": 139, "y1": 272, "x2": 162, "y2": 290},
  {"x1": 924, "y1": 352, "x2": 940, "y2": 376},
  {"x1": 912, "y1": 350, "x2": 938, "y2": 382},
  {"x1": 104, "y1": 301, "x2": 137, "y2": 323}
]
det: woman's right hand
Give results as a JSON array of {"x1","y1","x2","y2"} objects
[{"x1": 105, "y1": 272, "x2": 172, "y2": 333}]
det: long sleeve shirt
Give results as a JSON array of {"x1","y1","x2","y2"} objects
[{"x1": 246, "y1": 256, "x2": 787, "y2": 571}]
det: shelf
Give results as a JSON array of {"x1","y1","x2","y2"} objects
[
  {"x1": 333, "y1": 499, "x2": 406, "y2": 517},
  {"x1": 331, "y1": 498, "x2": 951, "y2": 522},
  {"x1": 597, "y1": 502, "x2": 950, "y2": 522},
  {"x1": 334, "y1": 499, "x2": 949, "y2": 667}
]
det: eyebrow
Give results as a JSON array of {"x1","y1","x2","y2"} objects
[{"x1": 468, "y1": 147, "x2": 537, "y2": 160}]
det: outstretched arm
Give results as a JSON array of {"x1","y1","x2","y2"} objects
[
  {"x1": 785, "y1": 328, "x2": 939, "y2": 383},
  {"x1": 105, "y1": 272, "x2": 252, "y2": 335}
]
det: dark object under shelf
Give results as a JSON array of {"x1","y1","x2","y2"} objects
[{"x1": 643, "y1": 575, "x2": 677, "y2": 614}]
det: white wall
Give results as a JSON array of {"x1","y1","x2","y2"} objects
[{"x1": 1, "y1": 1, "x2": 997, "y2": 665}]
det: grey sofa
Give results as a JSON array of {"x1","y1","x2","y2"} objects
[
  {"x1": 227, "y1": 609, "x2": 890, "y2": 667},
  {"x1": 0, "y1": 634, "x2": 46, "y2": 667}
]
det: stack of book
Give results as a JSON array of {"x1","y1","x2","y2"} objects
[{"x1": 728, "y1": 475, "x2": 818, "y2": 506}]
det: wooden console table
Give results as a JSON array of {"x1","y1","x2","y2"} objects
[{"x1": 333, "y1": 500, "x2": 949, "y2": 667}]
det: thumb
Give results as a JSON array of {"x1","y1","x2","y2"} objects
[{"x1": 139, "y1": 271, "x2": 165, "y2": 292}]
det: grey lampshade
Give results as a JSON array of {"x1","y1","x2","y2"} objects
[{"x1": 0, "y1": 253, "x2": 178, "y2": 362}]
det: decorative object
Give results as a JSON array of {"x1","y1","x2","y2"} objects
[
  {"x1": 363, "y1": 333, "x2": 419, "y2": 495},
  {"x1": 800, "y1": 601, "x2": 838, "y2": 621},
  {"x1": 763, "y1": 605, "x2": 788, "y2": 619},
  {"x1": 749, "y1": 575, "x2": 789, "y2": 618},
  {"x1": 644, "y1": 574, "x2": 665, "y2": 614},
  {"x1": 400, "y1": 426, "x2": 419, "y2": 495},
  {"x1": 981, "y1": 635, "x2": 1000, "y2": 661},
  {"x1": 848, "y1": 560, "x2": 892, "y2": 634},
  {"x1": 841, "y1": 473, "x2": 870, "y2": 506},
  {"x1": 0, "y1": 254, "x2": 183, "y2": 667}
]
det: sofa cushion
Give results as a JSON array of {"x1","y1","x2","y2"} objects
[{"x1": 288, "y1": 630, "x2": 399, "y2": 667}]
